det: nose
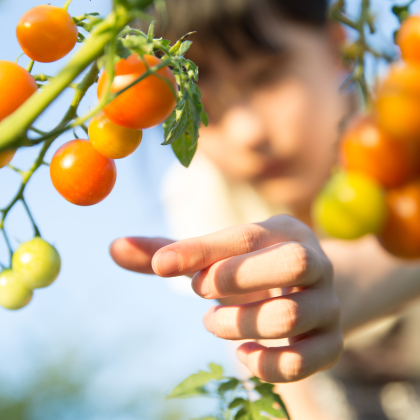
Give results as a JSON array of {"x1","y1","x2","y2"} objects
[{"x1": 222, "y1": 105, "x2": 269, "y2": 150}]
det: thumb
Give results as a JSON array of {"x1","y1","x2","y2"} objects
[{"x1": 110, "y1": 237, "x2": 174, "y2": 274}]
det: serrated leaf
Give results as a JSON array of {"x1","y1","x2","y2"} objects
[
  {"x1": 167, "y1": 363, "x2": 223, "y2": 399},
  {"x1": 218, "y1": 378, "x2": 240, "y2": 394},
  {"x1": 229, "y1": 397, "x2": 246, "y2": 410},
  {"x1": 162, "y1": 100, "x2": 191, "y2": 145},
  {"x1": 178, "y1": 40, "x2": 193, "y2": 56}
]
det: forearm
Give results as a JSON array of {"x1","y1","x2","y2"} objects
[{"x1": 322, "y1": 235, "x2": 420, "y2": 334}]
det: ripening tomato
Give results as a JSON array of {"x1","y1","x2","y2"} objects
[
  {"x1": 378, "y1": 180, "x2": 420, "y2": 259},
  {"x1": 50, "y1": 139, "x2": 117, "y2": 206},
  {"x1": 313, "y1": 171, "x2": 386, "y2": 240},
  {"x1": 12, "y1": 238, "x2": 61, "y2": 289},
  {"x1": 0, "y1": 270, "x2": 33, "y2": 310},
  {"x1": 341, "y1": 116, "x2": 420, "y2": 188},
  {"x1": 88, "y1": 112, "x2": 143, "y2": 159},
  {"x1": 0, "y1": 149, "x2": 16, "y2": 169},
  {"x1": 16, "y1": 5, "x2": 78, "y2": 63},
  {"x1": 97, "y1": 54, "x2": 178, "y2": 130},
  {"x1": 0, "y1": 61, "x2": 37, "y2": 121},
  {"x1": 396, "y1": 15, "x2": 420, "y2": 64},
  {"x1": 376, "y1": 63, "x2": 420, "y2": 141}
]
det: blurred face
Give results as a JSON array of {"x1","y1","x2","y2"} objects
[{"x1": 196, "y1": 20, "x2": 351, "y2": 217}]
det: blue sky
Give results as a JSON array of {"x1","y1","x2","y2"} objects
[{"x1": 0, "y1": 0, "x2": 418, "y2": 418}]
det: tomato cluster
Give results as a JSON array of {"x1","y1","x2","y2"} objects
[
  {"x1": 0, "y1": 4, "x2": 179, "y2": 309},
  {"x1": 314, "y1": 15, "x2": 420, "y2": 259}
]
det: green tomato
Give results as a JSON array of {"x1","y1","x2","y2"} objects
[
  {"x1": 12, "y1": 238, "x2": 61, "y2": 289},
  {"x1": 313, "y1": 171, "x2": 386, "y2": 240},
  {"x1": 0, "y1": 269, "x2": 33, "y2": 310}
]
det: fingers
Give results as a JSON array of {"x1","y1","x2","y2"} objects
[
  {"x1": 110, "y1": 237, "x2": 174, "y2": 274},
  {"x1": 236, "y1": 329, "x2": 343, "y2": 383},
  {"x1": 192, "y1": 242, "x2": 326, "y2": 299},
  {"x1": 152, "y1": 215, "x2": 318, "y2": 277},
  {"x1": 202, "y1": 290, "x2": 339, "y2": 340}
]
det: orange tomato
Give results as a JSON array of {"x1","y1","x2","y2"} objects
[
  {"x1": 397, "y1": 15, "x2": 420, "y2": 64},
  {"x1": 0, "y1": 60, "x2": 37, "y2": 121},
  {"x1": 50, "y1": 140, "x2": 117, "y2": 206},
  {"x1": 375, "y1": 63, "x2": 420, "y2": 141},
  {"x1": 0, "y1": 149, "x2": 16, "y2": 169},
  {"x1": 378, "y1": 180, "x2": 420, "y2": 259},
  {"x1": 88, "y1": 112, "x2": 143, "y2": 159},
  {"x1": 16, "y1": 5, "x2": 78, "y2": 63},
  {"x1": 97, "y1": 54, "x2": 178, "y2": 130},
  {"x1": 341, "y1": 116, "x2": 419, "y2": 188}
]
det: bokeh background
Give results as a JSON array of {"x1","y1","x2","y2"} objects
[{"x1": 0, "y1": 0, "x2": 419, "y2": 419}]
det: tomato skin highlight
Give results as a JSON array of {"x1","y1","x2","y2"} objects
[
  {"x1": 0, "y1": 60, "x2": 38, "y2": 121},
  {"x1": 397, "y1": 15, "x2": 420, "y2": 64},
  {"x1": 88, "y1": 112, "x2": 143, "y2": 159},
  {"x1": 378, "y1": 180, "x2": 420, "y2": 259},
  {"x1": 16, "y1": 5, "x2": 78, "y2": 63},
  {"x1": 313, "y1": 171, "x2": 386, "y2": 240},
  {"x1": 0, "y1": 270, "x2": 33, "y2": 310},
  {"x1": 341, "y1": 116, "x2": 420, "y2": 189},
  {"x1": 97, "y1": 54, "x2": 178, "y2": 130},
  {"x1": 12, "y1": 238, "x2": 61, "y2": 289},
  {"x1": 50, "y1": 140, "x2": 117, "y2": 206}
]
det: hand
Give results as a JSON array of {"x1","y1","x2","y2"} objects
[{"x1": 110, "y1": 215, "x2": 342, "y2": 383}]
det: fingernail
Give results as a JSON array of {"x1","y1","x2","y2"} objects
[
  {"x1": 203, "y1": 307, "x2": 216, "y2": 334},
  {"x1": 154, "y1": 250, "x2": 180, "y2": 276},
  {"x1": 192, "y1": 273, "x2": 210, "y2": 297}
]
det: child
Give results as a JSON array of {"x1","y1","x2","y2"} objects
[{"x1": 111, "y1": 0, "x2": 420, "y2": 418}]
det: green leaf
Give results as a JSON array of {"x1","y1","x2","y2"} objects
[
  {"x1": 147, "y1": 20, "x2": 156, "y2": 42},
  {"x1": 178, "y1": 40, "x2": 193, "y2": 56},
  {"x1": 392, "y1": 2, "x2": 414, "y2": 23},
  {"x1": 171, "y1": 120, "x2": 198, "y2": 168},
  {"x1": 251, "y1": 399, "x2": 287, "y2": 419},
  {"x1": 162, "y1": 100, "x2": 191, "y2": 145},
  {"x1": 229, "y1": 398, "x2": 246, "y2": 410},
  {"x1": 218, "y1": 378, "x2": 240, "y2": 394},
  {"x1": 167, "y1": 363, "x2": 223, "y2": 399},
  {"x1": 234, "y1": 406, "x2": 249, "y2": 420}
]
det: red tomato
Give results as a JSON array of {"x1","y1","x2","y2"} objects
[
  {"x1": 341, "y1": 116, "x2": 420, "y2": 188},
  {"x1": 378, "y1": 180, "x2": 420, "y2": 259},
  {"x1": 88, "y1": 112, "x2": 143, "y2": 159},
  {"x1": 0, "y1": 61, "x2": 37, "y2": 121},
  {"x1": 0, "y1": 149, "x2": 16, "y2": 169},
  {"x1": 397, "y1": 15, "x2": 420, "y2": 64},
  {"x1": 16, "y1": 5, "x2": 78, "y2": 63},
  {"x1": 97, "y1": 54, "x2": 178, "y2": 130},
  {"x1": 50, "y1": 140, "x2": 117, "y2": 206}
]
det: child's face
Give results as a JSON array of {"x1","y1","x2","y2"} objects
[{"x1": 197, "y1": 21, "x2": 350, "y2": 212}]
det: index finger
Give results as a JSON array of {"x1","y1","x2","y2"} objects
[{"x1": 152, "y1": 215, "x2": 321, "y2": 277}]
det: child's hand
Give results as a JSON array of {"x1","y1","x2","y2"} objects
[{"x1": 110, "y1": 215, "x2": 342, "y2": 383}]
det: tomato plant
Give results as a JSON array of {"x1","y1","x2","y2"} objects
[
  {"x1": 0, "y1": 60, "x2": 37, "y2": 121},
  {"x1": 0, "y1": 270, "x2": 33, "y2": 310},
  {"x1": 341, "y1": 116, "x2": 419, "y2": 188},
  {"x1": 12, "y1": 238, "x2": 61, "y2": 289},
  {"x1": 50, "y1": 139, "x2": 117, "y2": 206},
  {"x1": 378, "y1": 180, "x2": 420, "y2": 259},
  {"x1": 97, "y1": 54, "x2": 178, "y2": 130},
  {"x1": 88, "y1": 112, "x2": 142, "y2": 159},
  {"x1": 16, "y1": 5, "x2": 78, "y2": 63}
]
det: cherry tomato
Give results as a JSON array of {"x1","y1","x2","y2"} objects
[
  {"x1": 50, "y1": 139, "x2": 117, "y2": 206},
  {"x1": 12, "y1": 238, "x2": 61, "y2": 289},
  {"x1": 378, "y1": 180, "x2": 420, "y2": 259},
  {"x1": 341, "y1": 116, "x2": 420, "y2": 188},
  {"x1": 376, "y1": 63, "x2": 420, "y2": 141},
  {"x1": 313, "y1": 171, "x2": 386, "y2": 240},
  {"x1": 88, "y1": 112, "x2": 143, "y2": 159},
  {"x1": 0, "y1": 270, "x2": 33, "y2": 310},
  {"x1": 0, "y1": 60, "x2": 37, "y2": 121},
  {"x1": 0, "y1": 149, "x2": 16, "y2": 169},
  {"x1": 16, "y1": 5, "x2": 78, "y2": 63},
  {"x1": 396, "y1": 15, "x2": 420, "y2": 64},
  {"x1": 97, "y1": 54, "x2": 178, "y2": 130}
]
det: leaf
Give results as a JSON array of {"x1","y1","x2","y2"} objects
[
  {"x1": 162, "y1": 100, "x2": 191, "y2": 145},
  {"x1": 392, "y1": 3, "x2": 412, "y2": 23},
  {"x1": 229, "y1": 398, "x2": 246, "y2": 410},
  {"x1": 147, "y1": 20, "x2": 155, "y2": 42},
  {"x1": 251, "y1": 399, "x2": 287, "y2": 419},
  {"x1": 167, "y1": 363, "x2": 223, "y2": 399},
  {"x1": 234, "y1": 406, "x2": 249, "y2": 420},
  {"x1": 178, "y1": 40, "x2": 193, "y2": 56},
  {"x1": 171, "y1": 120, "x2": 198, "y2": 168},
  {"x1": 218, "y1": 378, "x2": 240, "y2": 394}
]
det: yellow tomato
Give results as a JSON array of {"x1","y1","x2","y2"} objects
[{"x1": 0, "y1": 270, "x2": 33, "y2": 310}]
